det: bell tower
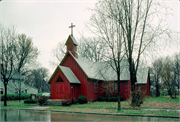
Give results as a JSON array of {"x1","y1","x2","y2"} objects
[{"x1": 65, "y1": 23, "x2": 78, "y2": 58}]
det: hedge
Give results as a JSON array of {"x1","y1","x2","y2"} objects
[
  {"x1": 24, "y1": 99, "x2": 37, "y2": 104},
  {"x1": 97, "y1": 96, "x2": 123, "y2": 102},
  {"x1": 1, "y1": 93, "x2": 31, "y2": 101}
]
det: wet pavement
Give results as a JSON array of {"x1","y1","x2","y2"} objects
[{"x1": 1, "y1": 109, "x2": 179, "y2": 121}]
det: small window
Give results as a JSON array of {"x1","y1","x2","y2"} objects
[
  {"x1": 12, "y1": 79, "x2": 15, "y2": 83},
  {"x1": 56, "y1": 77, "x2": 64, "y2": 82},
  {"x1": 15, "y1": 88, "x2": 18, "y2": 94},
  {"x1": 25, "y1": 88, "x2": 27, "y2": 93},
  {"x1": 94, "y1": 82, "x2": 98, "y2": 93},
  {"x1": 112, "y1": 83, "x2": 114, "y2": 92},
  {"x1": 0, "y1": 88, "x2": 4, "y2": 94},
  {"x1": 115, "y1": 82, "x2": 117, "y2": 93}
]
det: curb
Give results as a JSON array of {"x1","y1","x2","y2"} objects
[
  {"x1": 2, "y1": 107, "x2": 179, "y2": 119},
  {"x1": 48, "y1": 109, "x2": 180, "y2": 119}
]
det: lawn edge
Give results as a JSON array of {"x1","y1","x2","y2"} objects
[{"x1": 1, "y1": 107, "x2": 179, "y2": 119}]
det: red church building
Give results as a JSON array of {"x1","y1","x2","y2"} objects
[{"x1": 48, "y1": 33, "x2": 150, "y2": 101}]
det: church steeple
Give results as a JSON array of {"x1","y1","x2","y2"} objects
[{"x1": 65, "y1": 23, "x2": 78, "y2": 58}]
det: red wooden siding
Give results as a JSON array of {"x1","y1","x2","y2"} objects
[
  {"x1": 135, "y1": 75, "x2": 151, "y2": 97},
  {"x1": 50, "y1": 70, "x2": 71, "y2": 99},
  {"x1": 70, "y1": 84, "x2": 80, "y2": 101},
  {"x1": 62, "y1": 54, "x2": 88, "y2": 98},
  {"x1": 86, "y1": 80, "x2": 131, "y2": 101},
  {"x1": 115, "y1": 80, "x2": 131, "y2": 100}
]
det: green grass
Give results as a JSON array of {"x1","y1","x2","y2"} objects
[
  {"x1": 1, "y1": 100, "x2": 37, "y2": 108},
  {"x1": 117, "y1": 109, "x2": 179, "y2": 116},
  {"x1": 1, "y1": 96, "x2": 179, "y2": 117},
  {"x1": 47, "y1": 106, "x2": 179, "y2": 117},
  {"x1": 145, "y1": 96, "x2": 179, "y2": 103},
  {"x1": 72, "y1": 102, "x2": 118, "y2": 108},
  {"x1": 1, "y1": 105, "x2": 34, "y2": 108}
]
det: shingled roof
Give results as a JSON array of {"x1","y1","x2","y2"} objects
[
  {"x1": 59, "y1": 66, "x2": 81, "y2": 84},
  {"x1": 67, "y1": 51, "x2": 148, "y2": 83}
]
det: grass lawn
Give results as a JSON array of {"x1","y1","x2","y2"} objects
[
  {"x1": 47, "y1": 96, "x2": 179, "y2": 117},
  {"x1": 1, "y1": 96, "x2": 179, "y2": 117},
  {"x1": 1, "y1": 100, "x2": 37, "y2": 108},
  {"x1": 141, "y1": 96, "x2": 180, "y2": 109},
  {"x1": 71, "y1": 96, "x2": 180, "y2": 109}
]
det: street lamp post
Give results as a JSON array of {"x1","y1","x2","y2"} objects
[{"x1": 71, "y1": 87, "x2": 73, "y2": 104}]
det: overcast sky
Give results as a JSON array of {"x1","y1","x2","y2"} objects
[{"x1": 0, "y1": 0, "x2": 179, "y2": 75}]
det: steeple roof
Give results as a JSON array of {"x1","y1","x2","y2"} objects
[{"x1": 65, "y1": 35, "x2": 78, "y2": 46}]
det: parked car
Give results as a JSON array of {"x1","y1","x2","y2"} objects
[{"x1": 42, "y1": 93, "x2": 51, "y2": 99}]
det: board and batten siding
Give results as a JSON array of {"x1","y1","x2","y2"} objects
[
  {"x1": 62, "y1": 54, "x2": 88, "y2": 99},
  {"x1": 50, "y1": 69, "x2": 71, "y2": 99}
]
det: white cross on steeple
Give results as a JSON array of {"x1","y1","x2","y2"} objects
[{"x1": 69, "y1": 23, "x2": 75, "y2": 36}]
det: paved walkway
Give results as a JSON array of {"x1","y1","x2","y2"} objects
[
  {"x1": 25, "y1": 106, "x2": 50, "y2": 110},
  {"x1": 140, "y1": 108, "x2": 180, "y2": 112}
]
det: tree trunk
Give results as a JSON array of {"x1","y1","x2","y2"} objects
[
  {"x1": 118, "y1": 79, "x2": 121, "y2": 110},
  {"x1": 4, "y1": 83, "x2": 7, "y2": 106},
  {"x1": 131, "y1": 71, "x2": 136, "y2": 107},
  {"x1": 19, "y1": 90, "x2": 21, "y2": 102},
  {"x1": 168, "y1": 89, "x2": 172, "y2": 98},
  {"x1": 156, "y1": 83, "x2": 160, "y2": 97}
]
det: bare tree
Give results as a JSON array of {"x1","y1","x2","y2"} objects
[
  {"x1": 89, "y1": 0, "x2": 174, "y2": 106},
  {"x1": 49, "y1": 42, "x2": 66, "y2": 68},
  {"x1": 171, "y1": 52, "x2": 180, "y2": 97},
  {"x1": 13, "y1": 34, "x2": 39, "y2": 101},
  {"x1": 78, "y1": 37, "x2": 106, "y2": 62},
  {"x1": 0, "y1": 25, "x2": 17, "y2": 106},
  {"x1": 87, "y1": 1, "x2": 126, "y2": 110},
  {"x1": 49, "y1": 37, "x2": 106, "y2": 69},
  {"x1": 26, "y1": 67, "x2": 50, "y2": 93},
  {"x1": 101, "y1": 81, "x2": 115, "y2": 97},
  {"x1": 0, "y1": 25, "x2": 39, "y2": 105},
  {"x1": 151, "y1": 58, "x2": 163, "y2": 97},
  {"x1": 161, "y1": 57, "x2": 176, "y2": 98}
]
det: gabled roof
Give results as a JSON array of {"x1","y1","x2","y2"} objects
[
  {"x1": 67, "y1": 51, "x2": 130, "y2": 81},
  {"x1": 136, "y1": 68, "x2": 149, "y2": 84},
  {"x1": 67, "y1": 51, "x2": 148, "y2": 83},
  {"x1": 65, "y1": 35, "x2": 78, "y2": 46},
  {"x1": 1, "y1": 71, "x2": 24, "y2": 80},
  {"x1": 0, "y1": 79, "x2": 38, "y2": 94},
  {"x1": 48, "y1": 65, "x2": 81, "y2": 84},
  {"x1": 59, "y1": 66, "x2": 81, "y2": 84}
]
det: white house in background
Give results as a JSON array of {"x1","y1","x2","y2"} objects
[{"x1": 0, "y1": 72, "x2": 38, "y2": 94}]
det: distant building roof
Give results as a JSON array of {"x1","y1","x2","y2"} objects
[
  {"x1": 0, "y1": 78, "x2": 38, "y2": 94},
  {"x1": 1, "y1": 71, "x2": 24, "y2": 80},
  {"x1": 136, "y1": 68, "x2": 149, "y2": 84}
]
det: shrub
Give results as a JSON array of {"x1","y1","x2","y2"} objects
[
  {"x1": 78, "y1": 96, "x2": 87, "y2": 104},
  {"x1": 131, "y1": 91, "x2": 144, "y2": 107},
  {"x1": 37, "y1": 96, "x2": 47, "y2": 105},
  {"x1": 61, "y1": 99, "x2": 72, "y2": 106},
  {"x1": 1, "y1": 94, "x2": 31, "y2": 101},
  {"x1": 24, "y1": 99, "x2": 37, "y2": 104},
  {"x1": 1, "y1": 94, "x2": 4, "y2": 101}
]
